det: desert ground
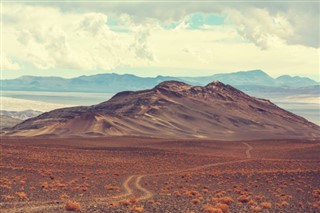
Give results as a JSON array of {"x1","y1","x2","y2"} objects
[{"x1": 1, "y1": 137, "x2": 319, "y2": 213}]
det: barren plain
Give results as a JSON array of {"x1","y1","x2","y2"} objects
[{"x1": 1, "y1": 137, "x2": 319, "y2": 212}]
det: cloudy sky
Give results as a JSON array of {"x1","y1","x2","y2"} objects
[{"x1": 2, "y1": 1, "x2": 319, "y2": 80}]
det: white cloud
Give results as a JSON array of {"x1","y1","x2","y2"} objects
[
  {"x1": 225, "y1": 8, "x2": 309, "y2": 49},
  {"x1": 2, "y1": 54, "x2": 21, "y2": 70},
  {"x1": 2, "y1": 3, "x2": 319, "y2": 80},
  {"x1": 130, "y1": 26, "x2": 155, "y2": 61},
  {"x1": 147, "y1": 26, "x2": 319, "y2": 79},
  {"x1": 22, "y1": 1, "x2": 319, "y2": 48},
  {"x1": 3, "y1": 4, "x2": 155, "y2": 71}
]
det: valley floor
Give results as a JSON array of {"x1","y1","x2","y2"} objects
[{"x1": 0, "y1": 137, "x2": 319, "y2": 212}]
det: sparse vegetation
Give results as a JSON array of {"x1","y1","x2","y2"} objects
[{"x1": 1, "y1": 138, "x2": 319, "y2": 212}]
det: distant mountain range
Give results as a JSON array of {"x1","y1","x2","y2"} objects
[
  {"x1": 2, "y1": 74, "x2": 180, "y2": 93},
  {"x1": 182, "y1": 70, "x2": 318, "y2": 87},
  {"x1": 2, "y1": 70, "x2": 319, "y2": 99},
  {"x1": 6, "y1": 81, "x2": 319, "y2": 139}
]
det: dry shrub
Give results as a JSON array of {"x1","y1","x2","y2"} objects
[
  {"x1": 41, "y1": 182, "x2": 50, "y2": 189},
  {"x1": 215, "y1": 190, "x2": 226, "y2": 198},
  {"x1": 280, "y1": 201, "x2": 289, "y2": 208},
  {"x1": 184, "y1": 190, "x2": 201, "y2": 198},
  {"x1": 313, "y1": 189, "x2": 320, "y2": 199},
  {"x1": 203, "y1": 188, "x2": 209, "y2": 193},
  {"x1": 57, "y1": 183, "x2": 67, "y2": 188},
  {"x1": 60, "y1": 193, "x2": 70, "y2": 200},
  {"x1": 296, "y1": 188, "x2": 304, "y2": 193},
  {"x1": 312, "y1": 201, "x2": 320, "y2": 209},
  {"x1": 237, "y1": 195, "x2": 250, "y2": 203},
  {"x1": 120, "y1": 199, "x2": 131, "y2": 206},
  {"x1": 147, "y1": 200, "x2": 155, "y2": 205},
  {"x1": 105, "y1": 184, "x2": 119, "y2": 191},
  {"x1": 109, "y1": 202, "x2": 119, "y2": 207},
  {"x1": 65, "y1": 201, "x2": 81, "y2": 212},
  {"x1": 203, "y1": 204, "x2": 223, "y2": 213},
  {"x1": 219, "y1": 196, "x2": 234, "y2": 205},
  {"x1": 16, "y1": 191, "x2": 28, "y2": 200},
  {"x1": 0, "y1": 184, "x2": 11, "y2": 190},
  {"x1": 260, "y1": 202, "x2": 272, "y2": 209},
  {"x1": 211, "y1": 197, "x2": 219, "y2": 203},
  {"x1": 2, "y1": 195, "x2": 14, "y2": 200},
  {"x1": 131, "y1": 205, "x2": 144, "y2": 212},
  {"x1": 191, "y1": 198, "x2": 201, "y2": 204},
  {"x1": 255, "y1": 195, "x2": 265, "y2": 201},
  {"x1": 129, "y1": 196, "x2": 138, "y2": 204},
  {"x1": 69, "y1": 179, "x2": 79, "y2": 185},
  {"x1": 248, "y1": 199, "x2": 256, "y2": 205},
  {"x1": 251, "y1": 206, "x2": 262, "y2": 212},
  {"x1": 215, "y1": 203, "x2": 229, "y2": 213},
  {"x1": 173, "y1": 191, "x2": 181, "y2": 197}
]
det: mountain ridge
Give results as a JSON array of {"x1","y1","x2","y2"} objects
[
  {"x1": 6, "y1": 80, "x2": 319, "y2": 140},
  {"x1": 2, "y1": 70, "x2": 318, "y2": 94}
]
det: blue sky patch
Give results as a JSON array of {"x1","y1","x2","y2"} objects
[{"x1": 189, "y1": 13, "x2": 225, "y2": 29}]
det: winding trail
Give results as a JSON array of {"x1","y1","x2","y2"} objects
[
  {"x1": 107, "y1": 142, "x2": 254, "y2": 203},
  {"x1": 1, "y1": 142, "x2": 254, "y2": 212},
  {"x1": 242, "y1": 142, "x2": 253, "y2": 159},
  {"x1": 135, "y1": 175, "x2": 153, "y2": 201}
]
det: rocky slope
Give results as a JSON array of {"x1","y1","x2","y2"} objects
[{"x1": 6, "y1": 81, "x2": 319, "y2": 140}]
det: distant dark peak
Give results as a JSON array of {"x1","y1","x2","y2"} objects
[
  {"x1": 244, "y1": 69, "x2": 267, "y2": 75},
  {"x1": 277, "y1": 75, "x2": 291, "y2": 79},
  {"x1": 277, "y1": 75, "x2": 301, "y2": 80},
  {"x1": 154, "y1": 81, "x2": 191, "y2": 91}
]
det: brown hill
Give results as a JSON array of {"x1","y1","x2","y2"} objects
[{"x1": 6, "y1": 81, "x2": 320, "y2": 139}]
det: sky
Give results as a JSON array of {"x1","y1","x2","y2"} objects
[{"x1": 1, "y1": 1, "x2": 319, "y2": 80}]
